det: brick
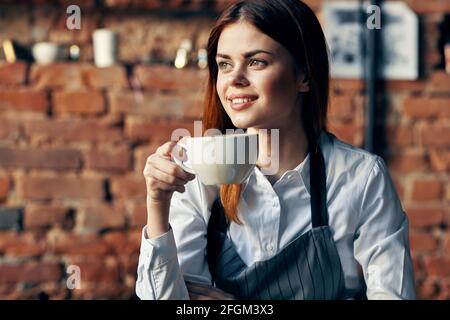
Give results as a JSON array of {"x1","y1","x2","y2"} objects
[
  {"x1": 424, "y1": 256, "x2": 450, "y2": 278},
  {"x1": 386, "y1": 126, "x2": 414, "y2": 147},
  {"x1": 330, "y1": 79, "x2": 364, "y2": 93},
  {"x1": 0, "y1": 62, "x2": 27, "y2": 85},
  {"x1": 110, "y1": 175, "x2": 146, "y2": 199},
  {"x1": 437, "y1": 279, "x2": 450, "y2": 300},
  {"x1": 389, "y1": 150, "x2": 428, "y2": 173},
  {"x1": 0, "y1": 147, "x2": 81, "y2": 170},
  {"x1": 125, "y1": 117, "x2": 195, "y2": 142},
  {"x1": 0, "y1": 175, "x2": 10, "y2": 201},
  {"x1": 412, "y1": 255, "x2": 423, "y2": 277},
  {"x1": 130, "y1": 203, "x2": 147, "y2": 228},
  {"x1": 384, "y1": 80, "x2": 425, "y2": 93},
  {"x1": 18, "y1": 175, "x2": 104, "y2": 201},
  {"x1": 83, "y1": 66, "x2": 129, "y2": 89},
  {"x1": 411, "y1": 179, "x2": 443, "y2": 201},
  {"x1": 77, "y1": 203, "x2": 126, "y2": 233},
  {"x1": 403, "y1": 97, "x2": 450, "y2": 119},
  {"x1": 409, "y1": 230, "x2": 438, "y2": 253},
  {"x1": 0, "y1": 207, "x2": 23, "y2": 231},
  {"x1": 444, "y1": 233, "x2": 450, "y2": 256},
  {"x1": 85, "y1": 146, "x2": 131, "y2": 172},
  {"x1": 24, "y1": 204, "x2": 73, "y2": 229},
  {"x1": 109, "y1": 91, "x2": 203, "y2": 119},
  {"x1": 102, "y1": 230, "x2": 140, "y2": 255},
  {"x1": 416, "y1": 279, "x2": 439, "y2": 299},
  {"x1": 134, "y1": 65, "x2": 207, "y2": 91},
  {"x1": 24, "y1": 118, "x2": 123, "y2": 144},
  {"x1": 118, "y1": 253, "x2": 139, "y2": 275},
  {"x1": 0, "y1": 261, "x2": 62, "y2": 284},
  {"x1": 30, "y1": 63, "x2": 86, "y2": 89},
  {"x1": 46, "y1": 229, "x2": 112, "y2": 256},
  {"x1": 447, "y1": 182, "x2": 450, "y2": 203},
  {"x1": 0, "y1": 89, "x2": 48, "y2": 112},
  {"x1": 428, "y1": 71, "x2": 450, "y2": 93},
  {"x1": 327, "y1": 122, "x2": 363, "y2": 147},
  {"x1": 72, "y1": 283, "x2": 126, "y2": 299},
  {"x1": 57, "y1": 0, "x2": 96, "y2": 8},
  {"x1": 328, "y1": 95, "x2": 354, "y2": 120},
  {"x1": 429, "y1": 149, "x2": 450, "y2": 172},
  {"x1": 421, "y1": 125, "x2": 450, "y2": 147},
  {"x1": 0, "y1": 116, "x2": 20, "y2": 140},
  {"x1": 4, "y1": 282, "x2": 67, "y2": 300},
  {"x1": 52, "y1": 91, "x2": 105, "y2": 115},
  {"x1": 104, "y1": 0, "x2": 132, "y2": 7},
  {"x1": 71, "y1": 283, "x2": 125, "y2": 299},
  {"x1": 406, "y1": 207, "x2": 445, "y2": 228},
  {"x1": 391, "y1": 177, "x2": 405, "y2": 200},
  {"x1": 66, "y1": 256, "x2": 120, "y2": 283},
  {"x1": 2, "y1": 232, "x2": 46, "y2": 258},
  {"x1": 134, "y1": 143, "x2": 159, "y2": 172}
]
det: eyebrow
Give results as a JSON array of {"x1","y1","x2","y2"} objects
[{"x1": 216, "y1": 49, "x2": 273, "y2": 59}]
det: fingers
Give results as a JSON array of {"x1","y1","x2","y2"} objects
[
  {"x1": 156, "y1": 141, "x2": 178, "y2": 158},
  {"x1": 150, "y1": 166, "x2": 189, "y2": 187},
  {"x1": 143, "y1": 140, "x2": 197, "y2": 202},
  {"x1": 148, "y1": 153, "x2": 195, "y2": 181}
]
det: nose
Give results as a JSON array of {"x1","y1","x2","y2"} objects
[{"x1": 227, "y1": 66, "x2": 250, "y2": 87}]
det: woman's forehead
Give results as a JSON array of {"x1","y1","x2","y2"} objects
[{"x1": 217, "y1": 22, "x2": 279, "y2": 55}]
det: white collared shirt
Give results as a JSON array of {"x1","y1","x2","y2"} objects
[{"x1": 135, "y1": 132, "x2": 416, "y2": 300}]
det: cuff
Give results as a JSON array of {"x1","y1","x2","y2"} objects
[{"x1": 140, "y1": 226, "x2": 178, "y2": 268}]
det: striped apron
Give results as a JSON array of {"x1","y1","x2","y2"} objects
[{"x1": 206, "y1": 145, "x2": 346, "y2": 300}]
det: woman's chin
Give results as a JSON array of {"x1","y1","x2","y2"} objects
[{"x1": 230, "y1": 116, "x2": 258, "y2": 129}]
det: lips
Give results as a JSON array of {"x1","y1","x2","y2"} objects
[{"x1": 227, "y1": 94, "x2": 258, "y2": 111}]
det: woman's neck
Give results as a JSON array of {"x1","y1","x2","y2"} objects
[{"x1": 248, "y1": 124, "x2": 308, "y2": 183}]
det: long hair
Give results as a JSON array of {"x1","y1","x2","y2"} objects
[{"x1": 202, "y1": 0, "x2": 329, "y2": 224}]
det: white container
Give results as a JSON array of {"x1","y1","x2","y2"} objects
[
  {"x1": 32, "y1": 42, "x2": 64, "y2": 65},
  {"x1": 92, "y1": 29, "x2": 118, "y2": 68}
]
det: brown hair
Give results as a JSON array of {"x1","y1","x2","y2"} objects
[{"x1": 202, "y1": 0, "x2": 329, "y2": 224}]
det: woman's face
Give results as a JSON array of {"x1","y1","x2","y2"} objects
[{"x1": 215, "y1": 21, "x2": 308, "y2": 130}]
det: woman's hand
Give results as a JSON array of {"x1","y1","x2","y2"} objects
[
  {"x1": 185, "y1": 280, "x2": 235, "y2": 300},
  {"x1": 143, "y1": 140, "x2": 195, "y2": 238},
  {"x1": 144, "y1": 141, "x2": 195, "y2": 203}
]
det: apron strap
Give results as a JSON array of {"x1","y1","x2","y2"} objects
[
  {"x1": 209, "y1": 141, "x2": 329, "y2": 231},
  {"x1": 309, "y1": 143, "x2": 328, "y2": 228}
]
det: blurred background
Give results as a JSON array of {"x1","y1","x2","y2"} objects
[{"x1": 0, "y1": 0, "x2": 449, "y2": 299}]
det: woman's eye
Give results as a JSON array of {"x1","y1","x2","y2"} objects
[
  {"x1": 249, "y1": 59, "x2": 267, "y2": 67},
  {"x1": 217, "y1": 61, "x2": 231, "y2": 70}
]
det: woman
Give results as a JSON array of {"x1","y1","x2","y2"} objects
[{"x1": 136, "y1": 0, "x2": 415, "y2": 300}]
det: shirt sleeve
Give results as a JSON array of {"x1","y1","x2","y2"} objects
[
  {"x1": 135, "y1": 178, "x2": 213, "y2": 300},
  {"x1": 354, "y1": 156, "x2": 416, "y2": 300}
]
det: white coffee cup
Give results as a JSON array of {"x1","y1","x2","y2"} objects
[
  {"x1": 32, "y1": 42, "x2": 64, "y2": 65},
  {"x1": 92, "y1": 29, "x2": 118, "y2": 68},
  {"x1": 173, "y1": 133, "x2": 258, "y2": 185}
]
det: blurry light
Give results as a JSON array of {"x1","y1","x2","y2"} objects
[
  {"x1": 197, "y1": 48, "x2": 208, "y2": 69},
  {"x1": 69, "y1": 45, "x2": 80, "y2": 61},
  {"x1": 2, "y1": 40, "x2": 16, "y2": 63}
]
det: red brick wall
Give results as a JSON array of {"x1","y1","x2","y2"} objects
[{"x1": 0, "y1": 0, "x2": 449, "y2": 299}]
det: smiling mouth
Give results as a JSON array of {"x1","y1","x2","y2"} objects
[{"x1": 228, "y1": 97, "x2": 258, "y2": 111}]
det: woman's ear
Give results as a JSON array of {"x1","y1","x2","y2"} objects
[{"x1": 297, "y1": 73, "x2": 310, "y2": 93}]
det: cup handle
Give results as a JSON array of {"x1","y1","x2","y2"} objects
[{"x1": 172, "y1": 142, "x2": 196, "y2": 175}]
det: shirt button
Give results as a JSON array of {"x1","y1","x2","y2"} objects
[
  {"x1": 266, "y1": 243, "x2": 274, "y2": 253},
  {"x1": 272, "y1": 201, "x2": 278, "y2": 208}
]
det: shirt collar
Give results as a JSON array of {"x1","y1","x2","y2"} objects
[
  {"x1": 300, "y1": 131, "x2": 334, "y2": 195},
  {"x1": 241, "y1": 130, "x2": 334, "y2": 195}
]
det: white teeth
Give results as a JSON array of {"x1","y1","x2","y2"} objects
[{"x1": 231, "y1": 98, "x2": 255, "y2": 104}]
